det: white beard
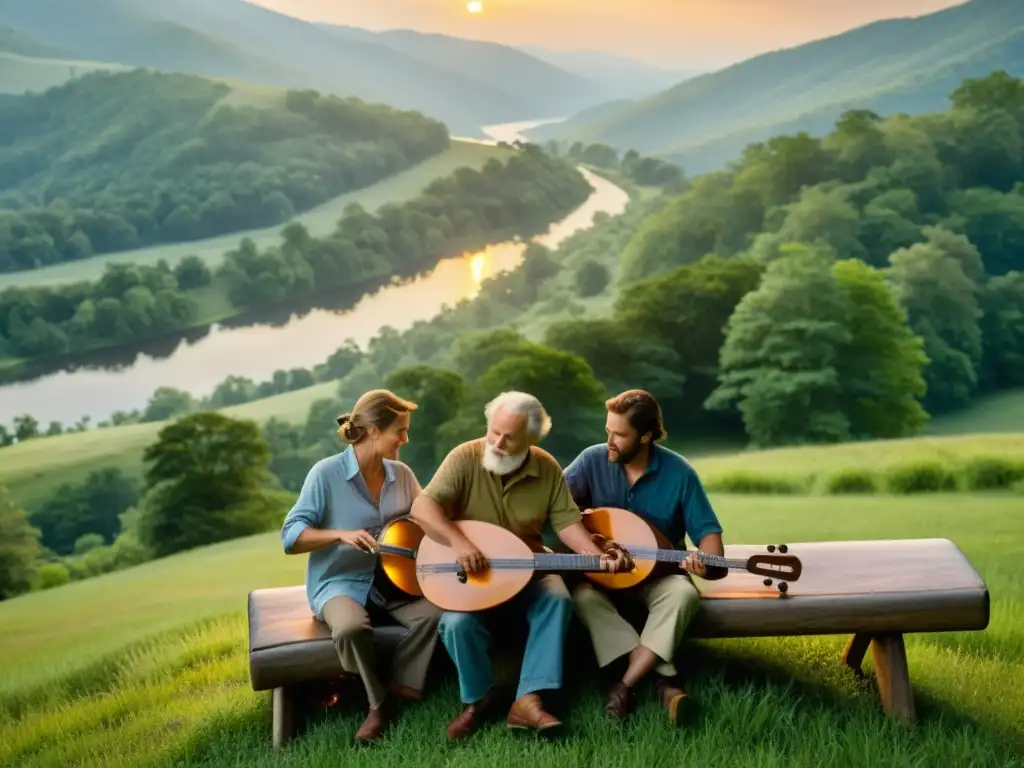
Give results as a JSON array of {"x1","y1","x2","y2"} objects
[{"x1": 482, "y1": 443, "x2": 528, "y2": 476}]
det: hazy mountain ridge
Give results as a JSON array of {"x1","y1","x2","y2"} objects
[
  {"x1": 0, "y1": 0, "x2": 616, "y2": 135},
  {"x1": 526, "y1": 0, "x2": 1024, "y2": 172}
]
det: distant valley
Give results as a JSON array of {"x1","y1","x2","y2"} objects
[
  {"x1": 0, "y1": 0, "x2": 676, "y2": 136},
  {"x1": 527, "y1": 0, "x2": 1024, "y2": 173}
]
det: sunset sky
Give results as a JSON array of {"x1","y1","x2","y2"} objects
[{"x1": 253, "y1": 0, "x2": 965, "y2": 69}]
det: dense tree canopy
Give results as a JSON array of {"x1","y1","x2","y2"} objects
[
  {"x1": 0, "y1": 143, "x2": 590, "y2": 363},
  {"x1": 138, "y1": 412, "x2": 278, "y2": 557},
  {"x1": 0, "y1": 70, "x2": 450, "y2": 272}
]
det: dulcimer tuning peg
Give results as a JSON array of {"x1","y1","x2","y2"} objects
[
  {"x1": 779, "y1": 544, "x2": 788, "y2": 553},
  {"x1": 763, "y1": 578, "x2": 773, "y2": 587},
  {"x1": 767, "y1": 544, "x2": 776, "y2": 553}
]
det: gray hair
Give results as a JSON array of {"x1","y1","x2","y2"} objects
[{"x1": 484, "y1": 391, "x2": 552, "y2": 441}]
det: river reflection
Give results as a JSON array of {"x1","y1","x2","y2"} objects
[{"x1": 0, "y1": 163, "x2": 629, "y2": 426}]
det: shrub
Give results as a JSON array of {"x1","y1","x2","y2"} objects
[
  {"x1": 823, "y1": 468, "x2": 877, "y2": 494},
  {"x1": 33, "y1": 563, "x2": 70, "y2": 591},
  {"x1": 705, "y1": 472, "x2": 803, "y2": 494},
  {"x1": 958, "y1": 456, "x2": 1024, "y2": 491},
  {"x1": 885, "y1": 461, "x2": 957, "y2": 494}
]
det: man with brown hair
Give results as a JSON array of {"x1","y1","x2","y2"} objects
[{"x1": 563, "y1": 389, "x2": 726, "y2": 724}]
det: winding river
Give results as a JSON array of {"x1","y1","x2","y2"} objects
[{"x1": 0, "y1": 120, "x2": 629, "y2": 426}]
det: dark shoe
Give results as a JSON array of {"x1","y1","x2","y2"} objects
[
  {"x1": 604, "y1": 681, "x2": 634, "y2": 720},
  {"x1": 355, "y1": 700, "x2": 392, "y2": 743},
  {"x1": 656, "y1": 677, "x2": 690, "y2": 725},
  {"x1": 446, "y1": 690, "x2": 496, "y2": 741},
  {"x1": 388, "y1": 682, "x2": 423, "y2": 701},
  {"x1": 506, "y1": 693, "x2": 562, "y2": 732}
]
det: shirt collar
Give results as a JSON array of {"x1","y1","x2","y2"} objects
[{"x1": 341, "y1": 446, "x2": 396, "y2": 483}]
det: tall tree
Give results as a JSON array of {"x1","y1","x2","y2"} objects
[
  {"x1": 138, "y1": 412, "x2": 277, "y2": 557},
  {"x1": 978, "y1": 271, "x2": 1024, "y2": 391},
  {"x1": 887, "y1": 228, "x2": 983, "y2": 413},
  {"x1": 441, "y1": 344, "x2": 607, "y2": 465},
  {"x1": 385, "y1": 364, "x2": 466, "y2": 479},
  {"x1": 833, "y1": 259, "x2": 929, "y2": 438},
  {"x1": 706, "y1": 245, "x2": 851, "y2": 446},
  {"x1": 0, "y1": 487, "x2": 42, "y2": 601},
  {"x1": 615, "y1": 255, "x2": 764, "y2": 427}
]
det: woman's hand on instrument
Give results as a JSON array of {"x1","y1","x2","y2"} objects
[
  {"x1": 453, "y1": 537, "x2": 489, "y2": 573},
  {"x1": 337, "y1": 529, "x2": 378, "y2": 554},
  {"x1": 681, "y1": 552, "x2": 707, "y2": 577}
]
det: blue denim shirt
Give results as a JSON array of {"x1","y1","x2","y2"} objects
[
  {"x1": 563, "y1": 443, "x2": 722, "y2": 548},
  {"x1": 281, "y1": 447, "x2": 420, "y2": 619}
]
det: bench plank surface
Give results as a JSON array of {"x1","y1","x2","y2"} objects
[{"x1": 248, "y1": 538, "x2": 989, "y2": 690}]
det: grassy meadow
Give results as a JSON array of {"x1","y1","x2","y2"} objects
[
  {"x1": 0, "y1": 140, "x2": 510, "y2": 289},
  {"x1": 1, "y1": 480, "x2": 1022, "y2": 767}
]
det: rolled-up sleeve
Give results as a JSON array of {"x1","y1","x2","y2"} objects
[
  {"x1": 421, "y1": 444, "x2": 467, "y2": 516},
  {"x1": 282, "y1": 463, "x2": 327, "y2": 553},
  {"x1": 682, "y1": 468, "x2": 723, "y2": 548}
]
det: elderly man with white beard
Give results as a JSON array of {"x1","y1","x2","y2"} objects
[{"x1": 410, "y1": 391, "x2": 632, "y2": 741}]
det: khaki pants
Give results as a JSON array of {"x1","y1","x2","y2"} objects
[
  {"x1": 321, "y1": 595, "x2": 442, "y2": 709},
  {"x1": 571, "y1": 574, "x2": 701, "y2": 678}
]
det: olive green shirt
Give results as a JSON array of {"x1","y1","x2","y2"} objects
[{"x1": 422, "y1": 438, "x2": 581, "y2": 552}]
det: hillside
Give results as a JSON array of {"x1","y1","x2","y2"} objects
[
  {"x1": 0, "y1": 0, "x2": 612, "y2": 136},
  {"x1": 0, "y1": 69, "x2": 450, "y2": 273},
  {"x1": 0, "y1": 140, "x2": 509, "y2": 287},
  {"x1": 318, "y1": 26, "x2": 607, "y2": 119},
  {"x1": 527, "y1": 0, "x2": 1024, "y2": 172}
]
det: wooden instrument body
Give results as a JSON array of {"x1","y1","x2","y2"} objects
[
  {"x1": 582, "y1": 507, "x2": 673, "y2": 590},
  {"x1": 415, "y1": 520, "x2": 538, "y2": 612},
  {"x1": 582, "y1": 507, "x2": 802, "y2": 592},
  {"x1": 372, "y1": 516, "x2": 425, "y2": 599}
]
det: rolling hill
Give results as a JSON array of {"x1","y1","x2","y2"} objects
[
  {"x1": 527, "y1": 0, "x2": 1024, "y2": 173},
  {"x1": 0, "y1": 0, "x2": 616, "y2": 135},
  {"x1": 317, "y1": 26, "x2": 608, "y2": 121}
]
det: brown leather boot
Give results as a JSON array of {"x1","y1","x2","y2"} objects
[
  {"x1": 604, "y1": 681, "x2": 634, "y2": 720},
  {"x1": 656, "y1": 677, "x2": 690, "y2": 725},
  {"x1": 446, "y1": 690, "x2": 495, "y2": 741},
  {"x1": 354, "y1": 699, "x2": 393, "y2": 743},
  {"x1": 506, "y1": 693, "x2": 562, "y2": 732}
]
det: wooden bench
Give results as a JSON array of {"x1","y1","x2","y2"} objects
[{"x1": 248, "y1": 537, "x2": 989, "y2": 747}]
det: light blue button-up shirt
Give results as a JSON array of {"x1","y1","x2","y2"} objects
[{"x1": 281, "y1": 446, "x2": 421, "y2": 619}]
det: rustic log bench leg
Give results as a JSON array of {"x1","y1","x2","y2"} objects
[
  {"x1": 272, "y1": 686, "x2": 297, "y2": 749},
  {"x1": 842, "y1": 632, "x2": 871, "y2": 674},
  {"x1": 841, "y1": 632, "x2": 916, "y2": 725}
]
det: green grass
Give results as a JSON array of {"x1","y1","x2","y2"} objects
[
  {"x1": 0, "y1": 381, "x2": 338, "y2": 509},
  {"x1": 926, "y1": 389, "x2": 1024, "y2": 436},
  {"x1": 0, "y1": 140, "x2": 511, "y2": 289},
  {"x1": 691, "y1": 433, "x2": 1024, "y2": 491},
  {"x1": 1, "y1": 492, "x2": 1021, "y2": 766}
]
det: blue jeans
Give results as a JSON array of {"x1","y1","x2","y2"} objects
[{"x1": 438, "y1": 574, "x2": 573, "y2": 703}]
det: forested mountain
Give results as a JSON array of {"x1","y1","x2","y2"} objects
[
  {"x1": 0, "y1": 0, "x2": 612, "y2": 135},
  {"x1": 528, "y1": 0, "x2": 1024, "y2": 173},
  {"x1": 582, "y1": 70, "x2": 1024, "y2": 444},
  {"x1": 0, "y1": 70, "x2": 449, "y2": 272}
]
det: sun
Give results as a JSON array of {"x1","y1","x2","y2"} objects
[{"x1": 467, "y1": 1, "x2": 483, "y2": 13}]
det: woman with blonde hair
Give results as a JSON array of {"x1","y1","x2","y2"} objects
[{"x1": 281, "y1": 389, "x2": 441, "y2": 744}]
